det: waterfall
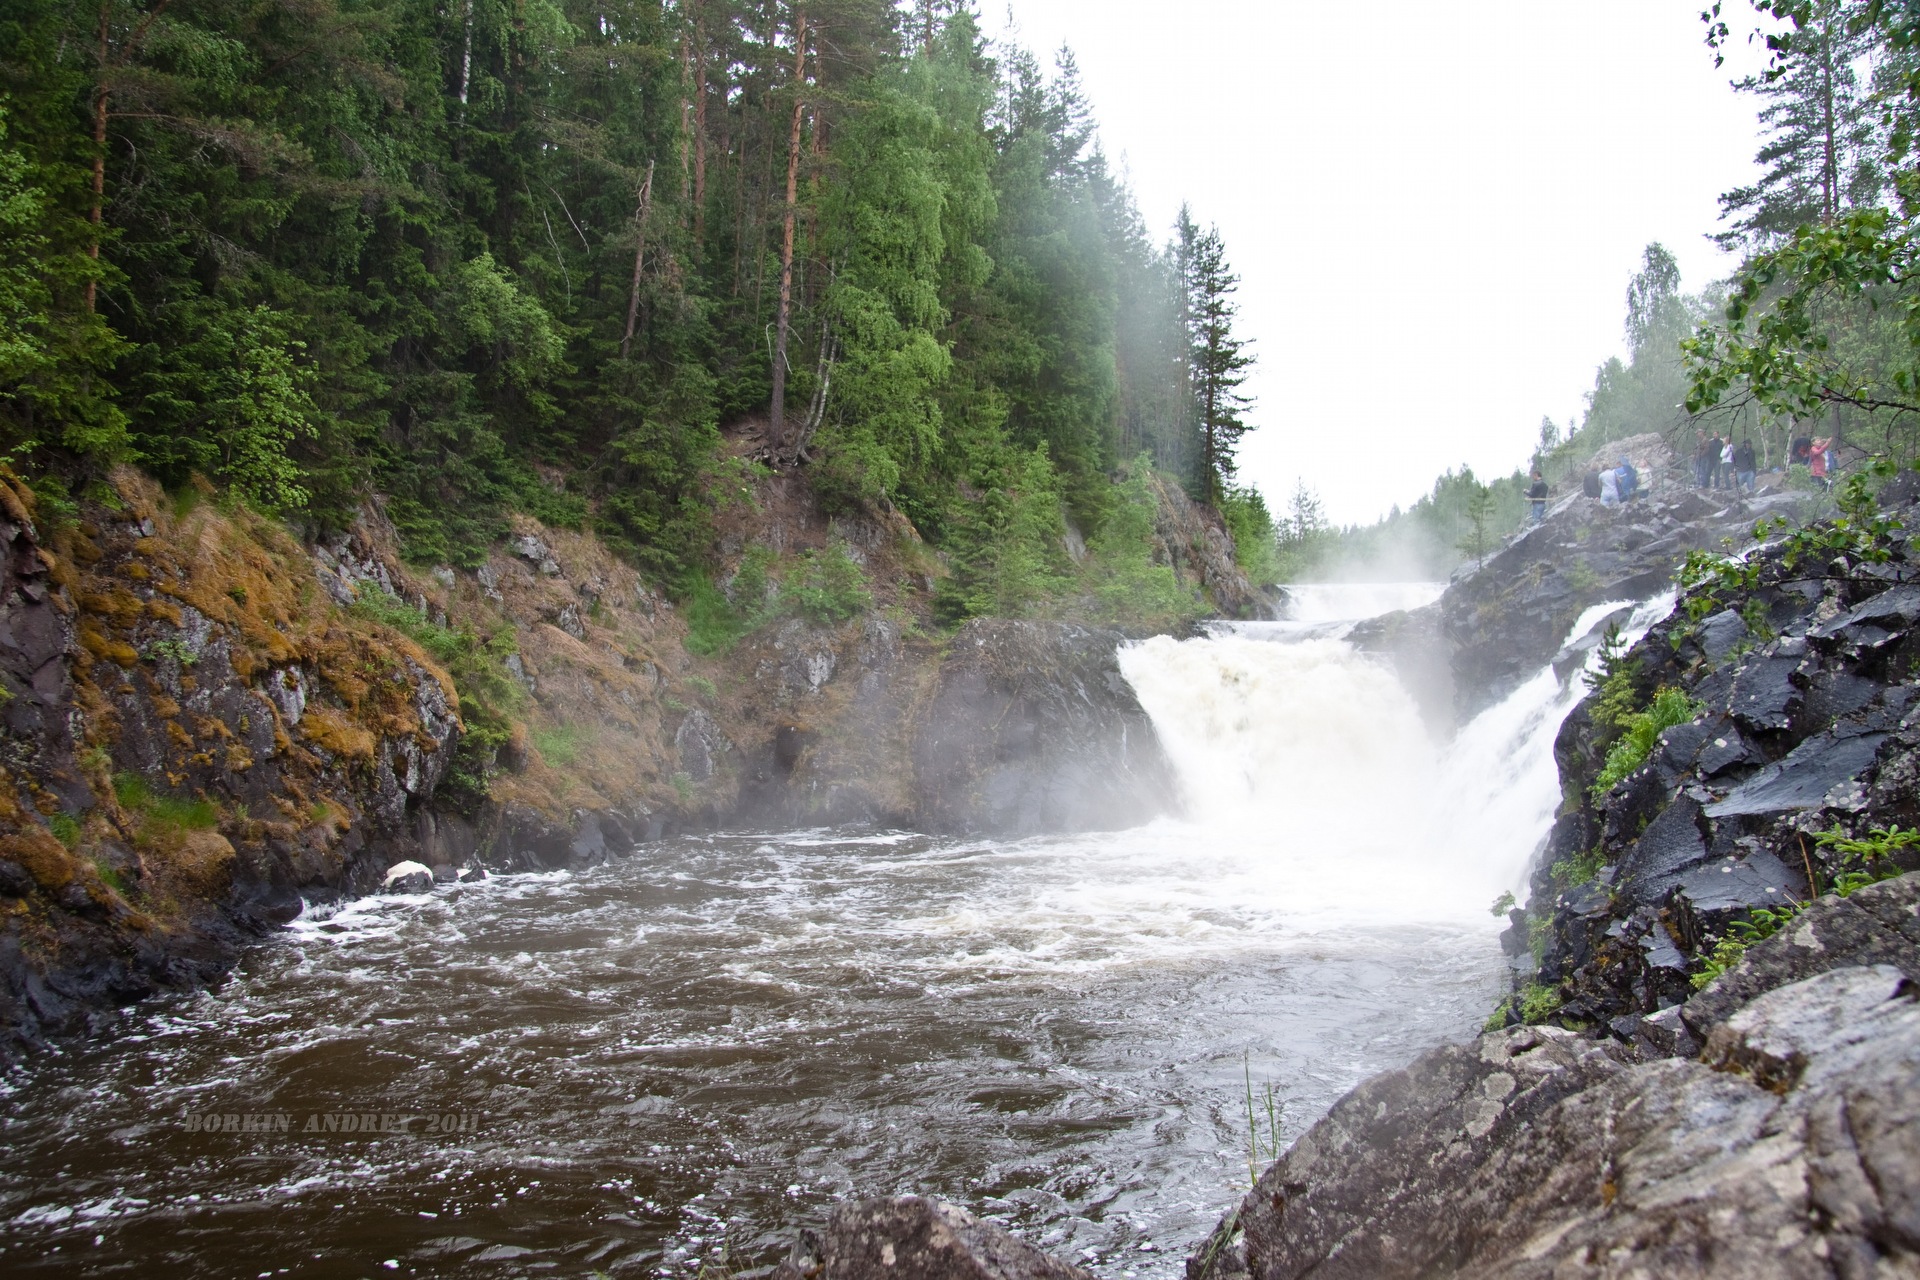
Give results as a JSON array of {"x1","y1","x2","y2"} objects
[{"x1": 1118, "y1": 589, "x2": 1676, "y2": 922}]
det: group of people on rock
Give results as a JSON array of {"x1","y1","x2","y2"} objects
[
  {"x1": 1692, "y1": 430, "x2": 1759, "y2": 493},
  {"x1": 1569, "y1": 457, "x2": 1640, "y2": 512},
  {"x1": 1526, "y1": 426, "x2": 1844, "y2": 530}
]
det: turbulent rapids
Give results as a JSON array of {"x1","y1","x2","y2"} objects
[{"x1": 0, "y1": 587, "x2": 1667, "y2": 1279}]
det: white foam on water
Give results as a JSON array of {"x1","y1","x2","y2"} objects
[{"x1": 1118, "y1": 588, "x2": 1678, "y2": 929}]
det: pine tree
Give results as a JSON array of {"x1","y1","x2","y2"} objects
[{"x1": 1716, "y1": 0, "x2": 1880, "y2": 251}]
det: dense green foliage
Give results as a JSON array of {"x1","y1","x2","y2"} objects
[{"x1": 0, "y1": 1, "x2": 1264, "y2": 613}]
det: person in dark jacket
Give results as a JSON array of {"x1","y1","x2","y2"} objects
[
  {"x1": 1732, "y1": 439, "x2": 1757, "y2": 492},
  {"x1": 1527, "y1": 469, "x2": 1549, "y2": 524},
  {"x1": 1582, "y1": 468, "x2": 1602, "y2": 499},
  {"x1": 1694, "y1": 431, "x2": 1715, "y2": 488}
]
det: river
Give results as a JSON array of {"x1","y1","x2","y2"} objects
[{"x1": 0, "y1": 585, "x2": 1664, "y2": 1278}]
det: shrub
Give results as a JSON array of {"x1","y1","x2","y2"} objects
[
  {"x1": 1816, "y1": 824, "x2": 1919, "y2": 896},
  {"x1": 780, "y1": 544, "x2": 871, "y2": 625},
  {"x1": 1692, "y1": 901, "x2": 1805, "y2": 989},
  {"x1": 1591, "y1": 687, "x2": 1704, "y2": 798},
  {"x1": 1519, "y1": 981, "x2": 1563, "y2": 1023}
]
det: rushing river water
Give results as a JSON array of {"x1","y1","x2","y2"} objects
[{"x1": 0, "y1": 585, "x2": 1668, "y2": 1279}]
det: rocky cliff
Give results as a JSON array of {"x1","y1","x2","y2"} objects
[{"x1": 0, "y1": 470, "x2": 463, "y2": 1054}]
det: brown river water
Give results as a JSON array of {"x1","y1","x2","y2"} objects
[{"x1": 0, "y1": 826, "x2": 1500, "y2": 1279}]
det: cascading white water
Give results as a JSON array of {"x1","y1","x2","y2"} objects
[{"x1": 1119, "y1": 588, "x2": 1677, "y2": 921}]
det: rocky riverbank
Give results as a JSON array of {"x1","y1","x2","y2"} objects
[
  {"x1": 1171, "y1": 467, "x2": 1920, "y2": 1279},
  {"x1": 0, "y1": 448, "x2": 1258, "y2": 1059}
]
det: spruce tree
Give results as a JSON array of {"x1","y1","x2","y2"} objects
[{"x1": 1183, "y1": 218, "x2": 1254, "y2": 504}]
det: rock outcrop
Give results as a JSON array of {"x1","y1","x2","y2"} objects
[
  {"x1": 1190, "y1": 960, "x2": 1920, "y2": 1280},
  {"x1": 1173, "y1": 469, "x2": 1920, "y2": 1280},
  {"x1": 1351, "y1": 433, "x2": 1807, "y2": 727},
  {"x1": 1510, "y1": 482, "x2": 1919, "y2": 1035},
  {"x1": 910, "y1": 619, "x2": 1176, "y2": 835},
  {"x1": 0, "y1": 471, "x2": 465, "y2": 1058}
]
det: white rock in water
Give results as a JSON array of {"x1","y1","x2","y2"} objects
[{"x1": 382, "y1": 860, "x2": 434, "y2": 892}]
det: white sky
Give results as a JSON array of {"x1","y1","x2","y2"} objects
[{"x1": 979, "y1": 1, "x2": 1776, "y2": 526}]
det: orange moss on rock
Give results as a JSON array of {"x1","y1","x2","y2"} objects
[{"x1": 300, "y1": 706, "x2": 376, "y2": 763}]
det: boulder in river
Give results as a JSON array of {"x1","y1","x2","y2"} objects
[{"x1": 910, "y1": 619, "x2": 1176, "y2": 835}]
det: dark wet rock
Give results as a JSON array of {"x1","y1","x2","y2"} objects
[
  {"x1": 1671, "y1": 847, "x2": 1802, "y2": 916},
  {"x1": 1695, "y1": 607, "x2": 1749, "y2": 663},
  {"x1": 775, "y1": 1196, "x2": 1093, "y2": 1280},
  {"x1": 1198, "y1": 965, "x2": 1920, "y2": 1280},
  {"x1": 1615, "y1": 795, "x2": 1708, "y2": 906},
  {"x1": 1704, "y1": 727, "x2": 1888, "y2": 818},
  {"x1": 1696, "y1": 721, "x2": 1761, "y2": 777},
  {"x1": 910, "y1": 620, "x2": 1176, "y2": 836},
  {"x1": 1811, "y1": 583, "x2": 1920, "y2": 639},
  {"x1": 1507, "y1": 479, "x2": 1920, "y2": 1041},
  {"x1": 1727, "y1": 654, "x2": 1803, "y2": 734}
]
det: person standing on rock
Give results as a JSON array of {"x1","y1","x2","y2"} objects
[
  {"x1": 1733, "y1": 438, "x2": 1756, "y2": 493},
  {"x1": 1582, "y1": 468, "x2": 1602, "y2": 500},
  {"x1": 1617, "y1": 457, "x2": 1638, "y2": 501},
  {"x1": 1599, "y1": 465, "x2": 1620, "y2": 506},
  {"x1": 1694, "y1": 431, "x2": 1714, "y2": 488},
  {"x1": 1527, "y1": 469, "x2": 1549, "y2": 524},
  {"x1": 1719, "y1": 436, "x2": 1735, "y2": 490},
  {"x1": 1811, "y1": 436, "x2": 1831, "y2": 489}
]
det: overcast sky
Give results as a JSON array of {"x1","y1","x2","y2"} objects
[{"x1": 978, "y1": 1, "x2": 1775, "y2": 527}]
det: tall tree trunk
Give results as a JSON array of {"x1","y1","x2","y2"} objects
[
  {"x1": 87, "y1": 2, "x2": 110, "y2": 313},
  {"x1": 1820, "y1": 33, "x2": 1837, "y2": 224},
  {"x1": 459, "y1": 0, "x2": 473, "y2": 114},
  {"x1": 620, "y1": 159, "x2": 656, "y2": 361},
  {"x1": 693, "y1": 19, "x2": 709, "y2": 248},
  {"x1": 770, "y1": 7, "x2": 807, "y2": 449}
]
